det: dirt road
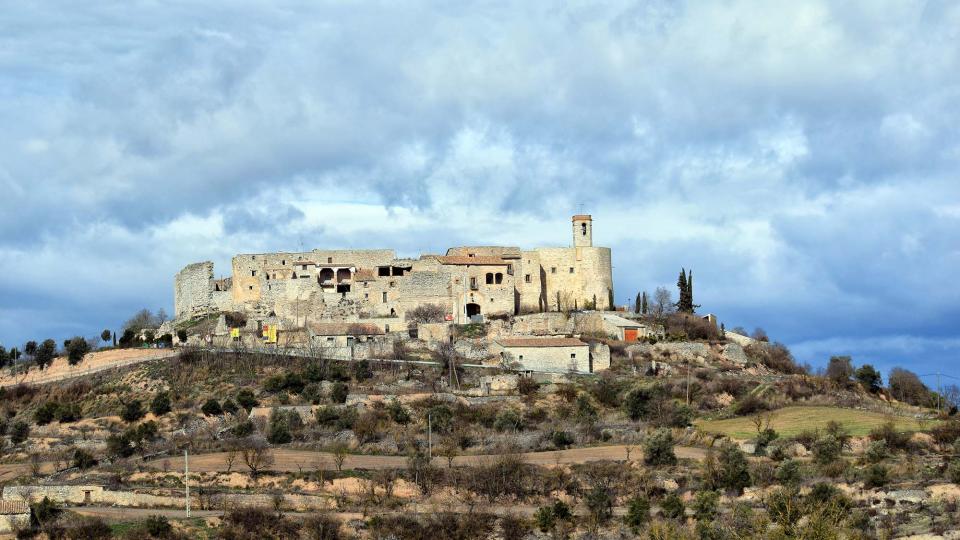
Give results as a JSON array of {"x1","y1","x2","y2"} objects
[
  {"x1": 0, "y1": 349, "x2": 176, "y2": 388},
  {"x1": 144, "y1": 444, "x2": 708, "y2": 473}
]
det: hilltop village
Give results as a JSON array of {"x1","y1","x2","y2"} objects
[{"x1": 0, "y1": 215, "x2": 955, "y2": 539}]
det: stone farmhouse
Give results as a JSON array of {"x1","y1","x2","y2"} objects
[{"x1": 174, "y1": 215, "x2": 613, "y2": 328}]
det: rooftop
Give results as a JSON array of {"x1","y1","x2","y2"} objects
[
  {"x1": 436, "y1": 255, "x2": 511, "y2": 266},
  {"x1": 497, "y1": 337, "x2": 587, "y2": 348},
  {"x1": 309, "y1": 322, "x2": 384, "y2": 336}
]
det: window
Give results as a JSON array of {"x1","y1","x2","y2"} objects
[
  {"x1": 382, "y1": 292, "x2": 388, "y2": 303},
  {"x1": 518, "y1": 355, "x2": 524, "y2": 361},
  {"x1": 385, "y1": 324, "x2": 390, "y2": 332},
  {"x1": 570, "y1": 353, "x2": 576, "y2": 359},
  {"x1": 364, "y1": 293, "x2": 369, "y2": 299},
  {"x1": 569, "y1": 267, "x2": 574, "y2": 274},
  {"x1": 327, "y1": 257, "x2": 333, "y2": 263},
  {"x1": 302, "y1": 264, "x2": 308, "y2": 270},
  {"x1": 389, "y1": 281, "x2": 396, "y2": 288},
  {"x1": 251, "y1": 270, "x2": 257, "y2": 277},
  {"x1": 524, "y1": 274, "x2": 531, "y2": 283},
  {"x1": 281, "y1": 260, "x2": 286, "y2": 265},
  {"x1": 581, "y1": 223, "x2": 587, "y2": 236},
  {"x1": 490, "y1": 298, "x2": 494, "y2": 302},
  {"x1": 265, "y1": 274, "x2": 270, "y2": 281},
  {"x1": 248, "y1": 286, "x2": 253, "y2": 290},
  {"x1": 378, "y1": 267, "x2": 390, "y2": 277},
  {"x1": 495, "y1": 273, "x2": 503, "y2": 284},
  {"x1": 485, "y1": 273, "x2": 494, "y2": 284},
  {"x1": 551, "y1": 267, "x2": 556, "y2": 274},
  {"x1": 326, "y1": 337, "x2": 335, "y2": 343}
]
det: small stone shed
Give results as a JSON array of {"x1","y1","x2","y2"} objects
[
  {"x1": 0, "y1": 500, "x2": 29, "y2": 534},
  {"x1": 601, "y1": 314, "x2": 654, "y2": 342},
  {"x1": 495, "y1": 337, "x2": 594, "y2": 374},
  {"x1": 309, "y1": 322, "x2": 384, "y2": 347}
]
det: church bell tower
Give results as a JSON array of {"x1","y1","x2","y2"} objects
[{"x1": 572, "y1": 214, "x2": 592, "y2": 247}]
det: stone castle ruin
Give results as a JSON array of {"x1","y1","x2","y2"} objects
[{"x1": 174, "y1": 215, "x2": 613, "y2": 328}]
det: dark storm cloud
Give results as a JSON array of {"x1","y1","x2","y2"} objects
[{"x1": 1, "y1": 0, "x2": 958, "y2": 380}]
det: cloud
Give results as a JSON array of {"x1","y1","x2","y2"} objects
[{"x1": 0, "y1": 0, "x2": 958, "y2": 377}]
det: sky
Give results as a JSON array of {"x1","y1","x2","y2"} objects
[{"x1": 1, "y1": 1, "x2": 958, "y2": 384}]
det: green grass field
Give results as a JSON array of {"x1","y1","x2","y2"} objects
[{"x1": 696, "y1": 406, "x2": 936, "y2": 439}]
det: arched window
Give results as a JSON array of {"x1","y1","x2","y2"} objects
[
  {"x1": 495, "y1": 273, "x2": 503, "y2": 284},
  {"x1": 485, "y1": 273, "x2": 494, "y2": 284},
  {"x1": 581, "y1": 223, "x2": 587, "y2": 236}
]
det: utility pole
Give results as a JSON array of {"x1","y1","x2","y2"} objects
[
  {"x1": 686, "y1": 365, "x2": 691, "y2": 406},
  {"x1": 428, "y1": 413, "x2": 432, "y2": 461},
  {"x1": 184, "y1": 449, "x2": 190, "y2": 518}
]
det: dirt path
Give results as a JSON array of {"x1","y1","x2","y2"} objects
[
  {"x1": 0, "y1": 349, "x2": 176, "y2": 388},
  {"x1": 144, "y1": 444, "x2": 708, "y2": 473}
]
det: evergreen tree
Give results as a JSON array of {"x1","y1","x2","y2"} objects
[
  {"x1": 676, "y1": 268, "x2": 689, "y2": 312},
  {"x1": 635, "y1": 292, "x2": 641, "y2": 313},
  {"x1": 641, "y1": 291, "x2": 648, "y2": 315},
  {"x1": 687, "y1": 270, "x2": 699, "y2": 313}
]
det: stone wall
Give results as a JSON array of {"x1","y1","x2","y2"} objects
[
  {"x1": 0, "y1": 513, "x2": 29, "y2": 534},
  {"x1": 174, "y1": 261, "x2": 215, "y2": 319},
  {"x1": 497, "y1": 344, "x2": 591, "y2": 373}
]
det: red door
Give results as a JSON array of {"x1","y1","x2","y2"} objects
[{"x1": 624, "y1": 329, "x2": 638, "y2": 342}]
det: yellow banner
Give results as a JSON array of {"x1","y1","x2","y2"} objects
[
  {"x1": 230, "y1": 328, "x2": 240, "y2": 339},
  {"x1": 262, "y1": 324, "x2": 277, "y2": 343}
]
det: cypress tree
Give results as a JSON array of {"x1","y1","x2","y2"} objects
[
  {"x1": 635, "y1": 292, "x2": 642, "y2": 313},
  {"x1": 641, "y1": 291, "x2": 648, "y2": 315},
  {"x1": 676, "y1": 268, "x2": 689, "y2": 312}
]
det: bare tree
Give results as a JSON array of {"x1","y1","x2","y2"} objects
[
  {"x1": 239, "y1": 437, "x2": 274, "y2": 479},
  {"x1": 332, "y1": 442, "x2": 348, "y2": 472},
  {"x1": 652, "y1": 287, "x2": 674, "y2": 320}
]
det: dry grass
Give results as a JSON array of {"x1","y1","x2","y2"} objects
[{"x1": 696, "y1": 406, "x2": 936, "y2": 439}]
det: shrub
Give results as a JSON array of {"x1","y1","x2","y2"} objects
[
  {"x1": 143, "y1": 515, "x2": 173, "y2": 537},
  {"x1": 826, "y1": 356, "x2": 854, "y2": 386},
  {"x1": 121, "y1": 400, "x2": 145, "y2": 423},
  {"x1": 660, "y1": 493, "x2": 685, "y2": 520},
  {"x1": 812, "y1": 434, "x2": 842, "y2": 466},
  {"x1": 201, "y1": 399, "x2": 223, "y2": 416},
  {"x1": 734, "y1": 394, "x2": 769, "y2": 416},
  {"x1": 176, "y1": 329, "x2": 188, "y2": 343},
  {"x1": 869, "y1": 421, "x2": 911, "y2": 451},
  {"x1": 692, "y1": 490, "x2": 720, "y2": 521},
  {"x1": 947, "y1": 461, "x2": 960, "y2": 484},
  {"x1": 499, "y1": 514, "x2": 530, "y2": 540},
  {"x1": 624, "y1": 495, "x2": 651, "y2": 532},
  {"x1": 493, "y1": 409, "x2": 524, "y2": 432},
  {"x1": 864, "y1": 464, "x2": 889, "y2": 488},
  {"x1": 517, "y1": 377, "x2": 539, "y2": 396},
  {"x1": 73, "y1": 448, "x2": 97, "y2": 469},
  {"x1": 68, "y1": 517, "x2": 112, "y2": 539},
  {"x1": 150, "y1": 392, "x2": 171, "y2": 416},
  {"x1": 644, "y1": 428, "x2": 677, "y2": 466},
  {"x1": 405, "y1": 303, "x2": 446, "y2": 324},
  {"x1": 864, "y1": 440, "x2": 889, "y2": 463},
  {"x1": 236, "y1": 388, "x2": 259, "y2": 411},
  {"x1": 855, "y1": 364, "x2": 883, "y2": 393},
  {"x1": 775, "y1": 459, "x2": 803, "y2": 486},
  {"x1": 35, "y1": 401, "x2": 60, "y2": 425},
  {"x1": 551, "y1": 430, "x2": 574, "y2": 449},
  {"x1": 330, "y1": 382, "x2": 349, "y2": 404},
  {"x1": 387, "y1": 400, "x2": 410, "y2": 425},
  {"x1": 10, "y1": 421, "x2": 29, "y2": 444},
  {"x1": 302, "y1": 513, "x2": 343, "y2": 540},
  {"x1": 352, "y1": 360, "x2": 373, "y2": 382},
  {"x1": 715, "y1": 442, "x2": 752, "y2": 494},
  {"x1": 222, "y1": 399, "x2": 239, "y2": 415},
  {"x1": 744, "y1": 342, "x2": 805, "y2": 374}
]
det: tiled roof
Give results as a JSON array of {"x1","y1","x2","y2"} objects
[
  {"x1": 497, "y1": 337, "x2": 586, "y2": 348},
  {"x1": 571, "y1": 215, "x2": 592, "y2": 221},
  {"x1": 602, "y1": 314, "x2": 646, "y2": 328},
  {"x1": 437, "y1": 256, "x2": 510, "y2": 266},
  {"x1": 309, "y1": 322, "x2": 384, "y2": 336},
  {"x1": 0, "y1": 500, "x2": 29, "y2": 514}
]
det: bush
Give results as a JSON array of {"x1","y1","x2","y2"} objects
[
  {"x1": 812, "y1": 434, "x2": 842, "y2": 465},
  {"x1": 387, "y1": 400, "x2": 410, "y2": 425},
  {"x1": 35, "y1": 401, "x2": 60, "y2": 425},
  {"x1": 826, "y1": 356, "x2": 854, "y2": 386},
  {"x1": 121, "y1": 400, "x2": 145, "y2": 423},
  {"x1": 947, "y1": 461, "x2": 960, "y2": 484},
  {"x1": 302, "y1": 513, "x2": 343, "y2": 540},
  {"x1": 73, "y1": 448, "x2": 97, "y2": 469},
  {"x1": 715, "y1": 442, "x2": 751, "y2": 494},
  {"x1": 864, "y1": 464, "x2": 889, "y2": 488},
  {"x1": 222, "y1": 399, "x2": 239, "y2": 415},
  {"x1": 744, "y1": 342, "x2": 805, "y2": 374},
  {"x1": 864, "y1": 440, "x2": 889, "y2": 463},
  {"x1": 201, "y1": 399, "x2": 222, "y2": 416},
  {"x1": 10, "y1": 421, "x2": 29, "y2": 444},
  {"x1": 692, "y1": 490, "x2": 720, "y2": 521},
  {"x1": 330, "y1": 382, "x2": 349, "y2": 404},
  {"x1": 150, "y1": 392, "x2": 171, "y2": 416},
  {"x1": 551, "y1": 430, "x2": 574, "y2": 449},
  {"x1": 517, "y1": 377, "x2": 539, "y2": 396},
  {"x1": 493, "y1": 409, "x2": 524, "y2": 432},
  {"x1": 774, "y1": 459, "x2": 803, "y2": 486},
  {"x1": 644, "y1": 428, "x2": 677, "y2": 466},
  {"x1": 869, "y1": 421, "x2": 911, "y2": 451},
  {"x1": 236, "y1": 388, "x2": 259, "y2": 411},
  {"x1": 734, "y1": 395, "x2": 770, "y2": 416},
  {"x1": 660, "y1": 493, "x2": 685, "y2": 520},
  {"x1": 68, "y1": 517, "x2": 112, "y2": 539},
  {"x1": 624, "y1": 495, "x2": 651, "y2": 532},
  {"x1": 352, "y1": 360, "x2": 373, "y2": 382},
  {"x1": 405, "y1": 303, "x2": 446, "y2": 324}
]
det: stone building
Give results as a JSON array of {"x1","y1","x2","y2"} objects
[
  {"x1": 174, "y1": 215, "x2": 614, "y2": 328},
  {"x1": 494, "y1": 337, "x2": 600, "y2": 374}
]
